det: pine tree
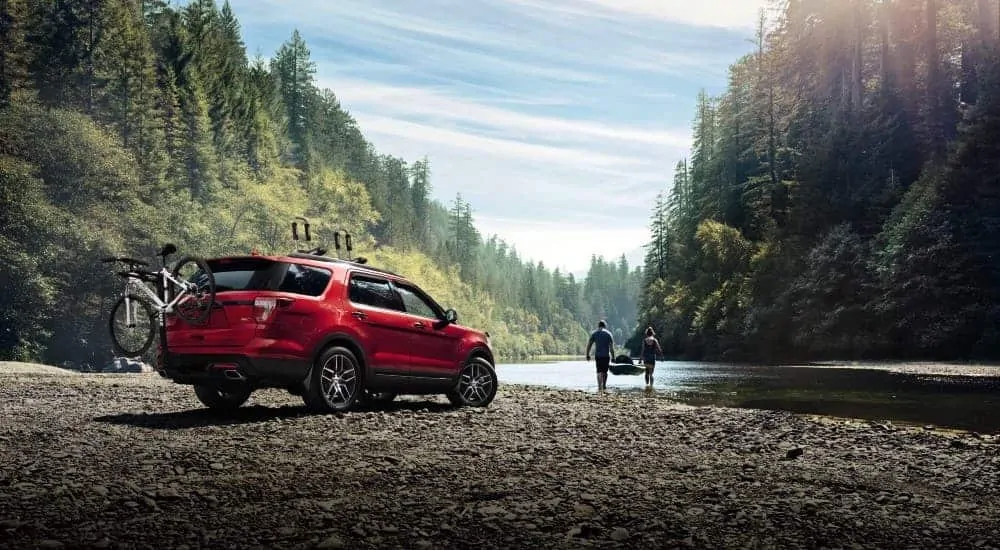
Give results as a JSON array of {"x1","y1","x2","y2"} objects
[
  {"x1": 271, "y1": 29, "x2": 316, "y2": 168},
  {"x1": 0, "y1": 0, "x2": 28, "y2": 106},
  {"x1": 411, "y1": 156, "x2": 431, "y2": 246}
]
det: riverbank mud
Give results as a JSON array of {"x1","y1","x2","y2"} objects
[{"x1": 0, "y1": 370, "x2": 997, "y2": 549}]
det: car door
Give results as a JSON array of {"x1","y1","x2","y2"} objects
[
  {"x1": 258, "y1": 262, "x2": 334, "y2": 361},
  {"x1": 391, "y1": 281, "x2": 463, "y2": 379},
  {"x1": 346, "y1": 272, "x2": 412, "y2": 377}
]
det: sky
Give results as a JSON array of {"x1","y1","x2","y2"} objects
[{"x1": 225, "y1": 0, "x2": 770, "y2": 274}]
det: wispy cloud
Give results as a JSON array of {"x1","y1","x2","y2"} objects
[
  {"x1": 228, "y1": 0, "x2": 764, "y2": 272},
  {"x1": 568, "y1": 0, "x2": 773, "y2": 29},
  {"x1": 353, "y1": 114, "x2": 647, "y2": 170},
  {"x1": 319, "y1": 78, "x2": 691, "y2": 149}
]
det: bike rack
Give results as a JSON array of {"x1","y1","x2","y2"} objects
[
  {"x1": 288, "y1": 216, "x2": 368, "y2": 265},
  {"x1": 155, "y1": 244, "x2": 176, "y2": 372},
  {"x1": 291, "y1": 216, "x2": 313, "y2": 253}
]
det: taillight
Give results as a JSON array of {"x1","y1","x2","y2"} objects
[{"x1": 253, "y1": 297, "x2": 277, "y2": 323}]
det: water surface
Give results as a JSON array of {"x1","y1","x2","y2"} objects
[{"x1": 496, "y1": 360, "x2": 1000, "y2": 433}]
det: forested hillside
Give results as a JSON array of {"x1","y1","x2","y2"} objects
[
  {"x1": 0, "y1": 0, "x2": 639, "y2": 365},
  {"x1": 636, "y1": 0, "x2": 1000, "y2": 362}
]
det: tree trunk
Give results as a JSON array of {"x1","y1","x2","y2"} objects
[
  {"x1": 88, "y1": 0, "x2": 96, "y2": 114},
  {"x1": 879, "y1": 0, "x2": 891, "y2": 88},
  {"x1": 851, "y1": 0, "x2": 864, "y2": 114},
  {"x1": 926, "y1": 0, "x2": 943, "y2": 156}
]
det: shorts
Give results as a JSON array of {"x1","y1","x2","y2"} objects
[
  {"x1": 642, "y1": 357, "x2": 656, "y2": 367},
  {"x1": 595, "y1": 356, "x2": 610, "y2": 374}
]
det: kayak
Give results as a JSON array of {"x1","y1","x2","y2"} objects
[{"x1": 609, "y1": 363, "x2": 646, "y2": 376}]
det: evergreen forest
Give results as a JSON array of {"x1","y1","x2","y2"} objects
[
  {"x1": 6, "y1": 0, "x2": 1000, "y2": 368},
  {"x1": 635, "y1": 0, "x2": 1000, "y2": 362},
  {"x1": 0, "y1": 0, "x2": 640, "y2": 366}
]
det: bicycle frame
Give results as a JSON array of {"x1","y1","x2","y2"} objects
[{"x1": 120, "y1": 268, "x2": 198, "y2": 326}]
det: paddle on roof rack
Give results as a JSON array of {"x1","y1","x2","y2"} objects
[
  {"x1": 288, "y1": 216, "x2": 370, "y2": 265},
  {"x1": 332, "y1": 229, "x2": 368, "y2": 264},
  {"x1": 290, "y1": 216, "x2": 328, "y2": 256}
]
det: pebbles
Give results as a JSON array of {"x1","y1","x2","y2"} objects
[{"x1": 0, "y1": 374, "x2": 998, "y2": 549}]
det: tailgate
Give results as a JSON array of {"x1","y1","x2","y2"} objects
[{"x1": 166, "y1": 257, "x2": 285, "y2": 349}]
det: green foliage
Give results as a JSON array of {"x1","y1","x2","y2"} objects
[
  {"x1": 1, "y1": 1, "x2": 635, "y2": 365},
  {"x1": 637, "y1": 1, "x2": 1000, "y2": 362}
]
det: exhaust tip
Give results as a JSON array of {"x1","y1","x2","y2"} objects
[
  {"x1": 209, "y1": 363, "x2": 246, "y2": 381},
  {"x1": 223, "y1": 369, "x2": 246, "y2": 381}
]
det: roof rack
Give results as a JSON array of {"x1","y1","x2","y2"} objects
[
  {"x1": 286, "y1": 216, "x2": 397, "y2": 276},
  {"x1": 286, "y1": 252, "x2": 401, "y2": 278}
]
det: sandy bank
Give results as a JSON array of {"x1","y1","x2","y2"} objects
[
  {"x1": 0, "y1": 373, "x2": 997, "y2": 549},
  {"x1": 0, "y1": 361, "x2": 80, "y2": 376}
]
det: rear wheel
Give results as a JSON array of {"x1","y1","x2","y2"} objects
[
  {"x1": 170, "y1": 255, "x2": 216, "y2": 325},
  {"x1": 109, "y1": 294, "x2": 156, "y2": 357},
  {"x1": 193, "y1": 384, "x2": 252, "y2": 411},
  {"x1": 302, "y1": 346, "x2": 362, "y2": 413},
  {"x1": 446, "y1": 358, "x2": 498, "y2": 408}
]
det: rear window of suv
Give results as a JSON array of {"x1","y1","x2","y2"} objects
[
  {"x1": 277, "y1": 263, "x2": 331, "y2": 297},
  {"x1": 204, "y1": 258, "x2": 331, "y2": 296},
  {"x1": 206, "y1": 258, "x2": 280, "y2": 291}
]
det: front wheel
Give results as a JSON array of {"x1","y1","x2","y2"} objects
[
  {"x1": 193, "y1": 384, "x2": 252, "y2": 411},
  {"x1": 302, "y1": 346, "x2": 362, "y2": 413},
  {"x1": 446, "y1": 358, "x2": 498, "y2": 408},
  {"x1": 109, "y1": 294, "x2": 156, "y2": 357},
  {"x1": 170, "y1": 255, "x2": 216, "y2": 324}
]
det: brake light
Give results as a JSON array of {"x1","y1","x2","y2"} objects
[{"x1": 253, "y1": 297, "x2": 278, "y2": 323}]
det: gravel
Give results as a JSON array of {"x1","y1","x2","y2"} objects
[
  {"x1": 810, "y1": 361, "x2": 1000, "y2": 378},
  {"x1": 1, "y1": 370, "x2": 999, "y2": 549}
]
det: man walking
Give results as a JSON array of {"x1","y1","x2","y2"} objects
[{"x1": 585, "y1": 320, "x2": 615, "y2": 393}]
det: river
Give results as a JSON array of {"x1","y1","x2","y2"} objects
[{"x1": 495, "y1": 359, "x2": 1000, "y2": 433}]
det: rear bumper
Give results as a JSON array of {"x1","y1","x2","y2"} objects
[{"x1": 158, "y1": 351, "x2": 308, "y2": 387}]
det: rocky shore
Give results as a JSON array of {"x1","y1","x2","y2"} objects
[{"x1": 1, "y1": 368, "x2": 998, "y2": 549}]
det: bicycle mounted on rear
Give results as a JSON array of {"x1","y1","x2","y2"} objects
[{"x1": 102, "y1": 243, "x2": 217, "y2": 357}]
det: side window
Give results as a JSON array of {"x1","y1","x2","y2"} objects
[
  {"x1": 348, "y1": 275, "x2": 402, "y2": 311},
  {"x1": 277, "y1": 264, "x2": 332, "y2": 297},
  {"x1": 395, "y1": 284, "x2": 440, "y2": 319}
]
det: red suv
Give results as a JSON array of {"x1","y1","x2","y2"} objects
[{"x1": 157, "y1": 251, "x2": 498, "y2": 413}]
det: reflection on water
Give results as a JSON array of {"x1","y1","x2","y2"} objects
[{"x1": 496, "y1": 360, "x2": 1000, "y2": 433}]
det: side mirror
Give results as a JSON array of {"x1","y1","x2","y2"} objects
[{"x1": 444, "y1": 308, "x2": 458, "y2": 324}]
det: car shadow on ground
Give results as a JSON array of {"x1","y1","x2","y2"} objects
[{"x1": 92, "y1": 400, "x2": 460, "y2": 430}]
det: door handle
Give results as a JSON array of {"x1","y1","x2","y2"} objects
[
  {"x1": 351, "y1": 311, "x2": 367, "y2": 320},
  {"x1": 413, "y1": 322, "x2": 425, "y2": 329}
]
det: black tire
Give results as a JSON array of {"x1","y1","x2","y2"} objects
[
  {"x1": 446, "y1": 357, "x2": 498, "y2": 408},
  {"x1": 109, "y1": 294, "x2": 156, "y2": 357},
  {"x1": 302, "y1": 346, "x2": 362, "y2": 413},
  {"x1": 170, "y1": 255, "x2": 216, "y2": 324},
  {"x1": 193, "y1": 384, "x2": 252, "y2": 411}
]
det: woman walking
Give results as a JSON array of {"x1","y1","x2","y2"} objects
[{"x1": 641, "y1": 327, "x2": 663, "y2": 389}]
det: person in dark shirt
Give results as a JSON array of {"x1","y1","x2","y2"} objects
[
  {"x1": 585, "y1": 320, "x2": 615, "y2": 393},
  {"x1": 640, "y1": 326, "x2": 664, "y2": 389}
]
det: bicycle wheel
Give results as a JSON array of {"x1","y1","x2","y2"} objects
[
  {"x1": 109, "y1": 294, "x2": 156, "y2": 357},
  {"x1": 170, "y1": 255, "x2": 216, "y2": 324}
]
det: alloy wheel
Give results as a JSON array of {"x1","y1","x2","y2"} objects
[{"x1": 319, "y1": 352, "x2": 358, "y2": 408}]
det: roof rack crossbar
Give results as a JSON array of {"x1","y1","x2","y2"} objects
[{"x1": 286, "y1": 253, "x2": 401, "y2": 278}]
